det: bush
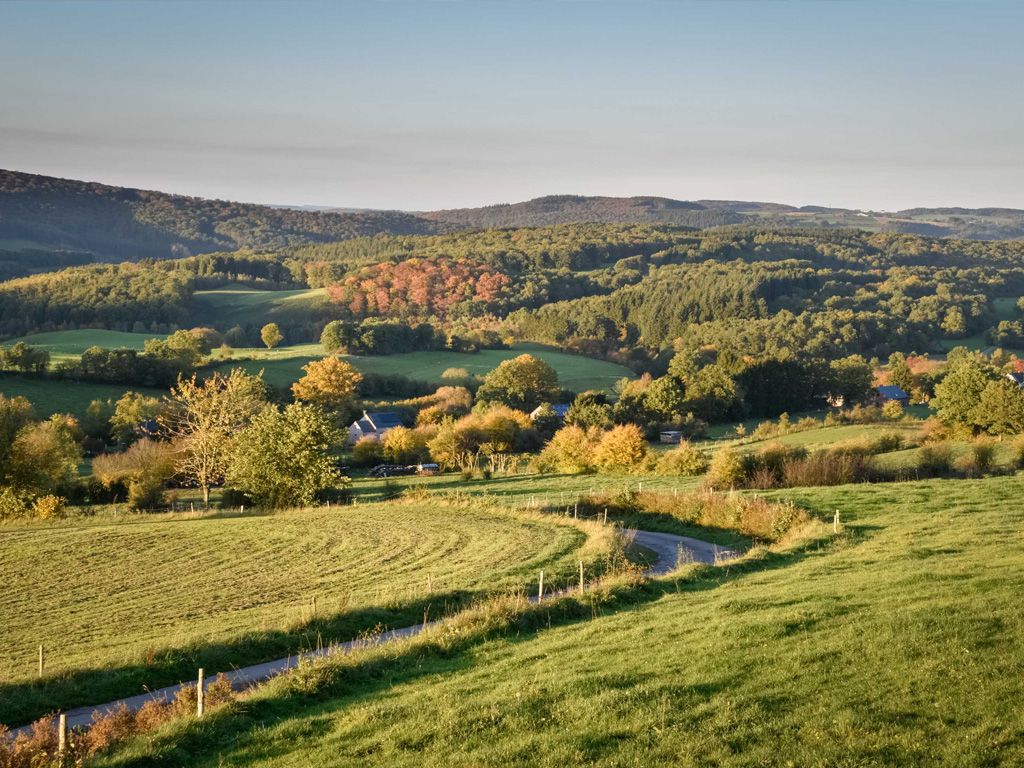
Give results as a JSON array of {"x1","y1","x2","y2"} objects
[
  {"x1": 220, "y1": 488, "x2": 254, "y2": 509},
  {"x1": 970, "y1": 437, "x2": 997, "y2": 474},
  {"x1": 870, "y1": 430, "x2": 904, "y2": 454},
  {"x1": 705, "y1": 447, "x2": 744, "y2": 489},
  {"x1": 31, "y1": 494, "x2": 66, "y2": 520},
  {"x1": 918, "y1": 442, "x2": 953, "y2": 475},
  {"x1": 592, "y1": 424, "x2": 649, "y2": 470},
  {"x1": 656, "y1": 440, "x2": 709, "y2": 476},
  {"x1": 127, "y1": 477, "x2": 165, "y2": 511},
  {"x1": 882, "y1": 400, "x2": 904, "y2": 420},
  {"x1": 536, "y1": 425, "x2": 595, "y2": 474},
  {"x1": 1012, "y1": 434, "x2": 1024, "y2": 469},
  {"x1": 352, "y1": 436, "x2": 384, "y2": 466}
]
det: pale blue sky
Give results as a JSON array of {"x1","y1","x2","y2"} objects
[{"x1": 1, "y1": 1, "x2": 1022, "y2": 210}]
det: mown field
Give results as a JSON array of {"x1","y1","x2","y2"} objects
[
  {"x1": 93, "y1": 474, "x2": 1024, "y2": 767},
  {"x1": 0, "y1": 503, "x2": 602, "y2": 726},
  {"x1": 191, "y1": 287, "x2": 331, "y2": 328}
]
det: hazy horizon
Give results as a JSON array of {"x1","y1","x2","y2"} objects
[{"x1": 3, "y1": 0, "x2": 1023, "y2": 211}]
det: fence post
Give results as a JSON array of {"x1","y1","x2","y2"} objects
[
  {"x1": 603, "y1": 508, "x2": 608, "y2": 525},
  {"x1": 58, "y1": 713, "x2": 67, "y2": 758},
  {"x1": 197, "y1": 668, "x2": 205, "y2": 717},
  {"x1": 834, "y1": 509, "x2": 840, "y2": 533},
  {"x1": 638, "y1": 481, "x2": 642, "y2": 494},
  {"x1": 38, "y1": 644, "x2": 44, "y2": 677},
  {"x1": 538, "y1": 570, "x2": 544, "y2": 601},
  {"x1": 574, "y1": 503, "x2": 578, "y2": 519},
  {"x1": 579, "y1": 560, "x2": 584, "y2": 592}
]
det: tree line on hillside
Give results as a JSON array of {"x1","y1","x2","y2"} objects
[{"x1": 5, "y1": 226, "x2": 1024, "y2": 369}]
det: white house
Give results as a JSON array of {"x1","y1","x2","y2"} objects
[
  {"x1": 529, "y1": 404, "x2": 571, "y2": 422},
  {"x1": 348, "y1": 411, "x2": 403, "y2": 446}
]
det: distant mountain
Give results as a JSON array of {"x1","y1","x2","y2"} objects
[
  {"x1": 0, "y1": 169, "x2": 442, "y2": 262},
  {"x1": 420, "y1": 195, "x2": 746, "y2": 229}
]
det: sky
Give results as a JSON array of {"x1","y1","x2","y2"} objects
[{"x1": 1, "y1": 0, "x2": 1022, "y2": 211}]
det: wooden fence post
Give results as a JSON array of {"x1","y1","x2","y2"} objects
[
  {"x1": 197, "y1": 668, "x2": 205, "y2": 717},
  {"x1": 58, "y1": 713, "x2": 67, "y2": 758},
  {"x1": 834, "y1": 509, "x2": 840, "y2": 533},
  {"x1": 603, "y1": 508, "x2": 608, "y2": 525},
  {"x1": 538, "y1": 571, "x2": 544, "y2": 601},
  {"x1": 38, "y1": 644, "x2": 44, "y2": 677},
  {"x1": 579, "y1": 560, "x2": 584, "y2": 592}
]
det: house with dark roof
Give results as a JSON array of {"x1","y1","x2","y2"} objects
[
  {"x1": 1006, "y1": 372, "x2": 1024, "y2": 388},
  {"x1": 529, "y1": 404, "x2": 571, "y2": 422},
  {"x1": 348, "y1": 411, "x2": 404, "y2": 445},
  {"x1": 871, "y1": 385, "x2": 910, "y2": 407}
]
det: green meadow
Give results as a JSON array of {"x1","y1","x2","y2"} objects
[
  {"x1": 91, "y1": 474, "x2": 1024, "y2": 767},
  {"x1": 0, "y1": 503, "x2": 605, "y2": 727}
]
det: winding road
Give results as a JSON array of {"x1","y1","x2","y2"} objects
[{"x1": 11, "y1": 529, "x2": 735, "y2": 736}]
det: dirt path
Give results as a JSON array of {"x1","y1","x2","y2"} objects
[{"x1": 11, "y1": 529, "x2": 735, "y2": 735}]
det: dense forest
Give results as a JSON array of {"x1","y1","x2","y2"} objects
[
  {"x1": 4, "y1": 224, "x2": 1024, "y2": 376},
  {"x1": 0, "y1": 169, "x2": 442, "y2": 265},
  {"x1": 420, "y1": 195, "x2": 745, "y2": 229}
]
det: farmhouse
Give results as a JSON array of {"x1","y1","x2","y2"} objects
[
  {"x1": 348, "y1": 411, "x2": 403, "y2": 445},
  {"x1": 529, "y1": 404, "x2": 571, "y2": 422},
  {"x1": 871, "y1": 385, "x2": 910, "y2": 407}
]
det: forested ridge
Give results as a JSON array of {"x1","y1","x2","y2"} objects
[
  {"x1": 0, "y1": 169, "x2": 442, "y2": 264},
  {"x1": 5, "y1": 223, "x2": 1024, "y2": 375}
]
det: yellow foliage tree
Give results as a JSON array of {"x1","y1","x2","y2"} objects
[
  {"x1": 593, "y1": 424, "x2": 649, "y2": 469},
  {"x1": 292, "y1": 357, "x2": 363, "y2": 410}
]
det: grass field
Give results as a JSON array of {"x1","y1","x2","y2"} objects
[
  {"x1": 191, "y1": 287, "x2": 330, "y2": 328},
  {"x1": 0, "y1": 377, "x2": 164, "y2": 418},
  {"x1": 0, "y1": 503, "x2": 608, "y2": 726},
  {"x1": 217, "y1": 342, "x2": 635, "y2": 393},
  {"x1": 2, "y1": 329, "x2": 157, "y2": 363},
  {"x1": 93, "y1": 474, "x2": 1024, "y2": 767}
]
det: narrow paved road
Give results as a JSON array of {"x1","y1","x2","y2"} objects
[{"x1": 12, "y1": 529, "x2": 736, "y2": 735}]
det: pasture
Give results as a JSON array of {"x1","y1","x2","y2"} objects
[
  {"x1": 0, "y1": 502, "x2": 602, "y2": 726},
  {"x1": 217, "y1": 341, "x2": 635, "y2": 393},
  {"x1": 93, "y1": 474, "x2": 1024, "y2": 767},
  {"x1": 191, "y1": 287, "x2": 330, "y2": 328},
  {"x1": 0, "y1": 377, "x2": 163, "y2": 418}
]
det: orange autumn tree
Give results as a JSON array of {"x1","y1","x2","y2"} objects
[{"x1": 325, "y1": 257, "x2": 511, "y2": 319}]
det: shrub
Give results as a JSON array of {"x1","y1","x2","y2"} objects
[
  {"x1": 1012, "y1": 434, "x2": 1024, "y2": 469},
  {"x1": 970, "y1": 437, "x2": 997, "y2": 474},
  {"x1": 870, "y1": 430, "x2": 904, "y2": 454},
  {"x1": 918, "y1": 442, "x2": 953, "y2": 475},
  {"x1": 593, "y1": 424, "x2": 649, "y2": 470},
  {"x1": 31, "y1": 494, "x2": 66, "y2": 520},
  {"x1": 382, "y1": 426, "x2": 426, "y2": 464},
  {"x1": 536, "y1": 425, "x2": 594, "y2": 474},
  {"x1": 352, "y1": 436, "x2": 384, "y2": 466},
  {"x1": 882, "y1": 400, "x2": 904, "y2": 420},
  {"x1": 657, "y1": 440, "x2": 709, "y2": 476},
  {"x1": 781, "y1": 450, "x2": 871, "y2": 488},
  {"x1": 705, "y1": 447, "x2": 744, "y2": 489}
]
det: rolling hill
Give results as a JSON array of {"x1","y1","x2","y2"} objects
[{"x1": 0, "y1": 169, "x2": 442, "y2": 264}]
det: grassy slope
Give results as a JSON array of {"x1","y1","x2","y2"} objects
[
  {"x1": 0, "y1": 377, "x2": 164, "y2": 418},
  {"x1": 98, "y1": 475, "x2": 1024, "y2": 767},
  {"x1": 191, "y1": 287, "x2": 330, "y2": 327},
  {"x1": 0, "y1": 503, "x2": 593, "y2": 726}
]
